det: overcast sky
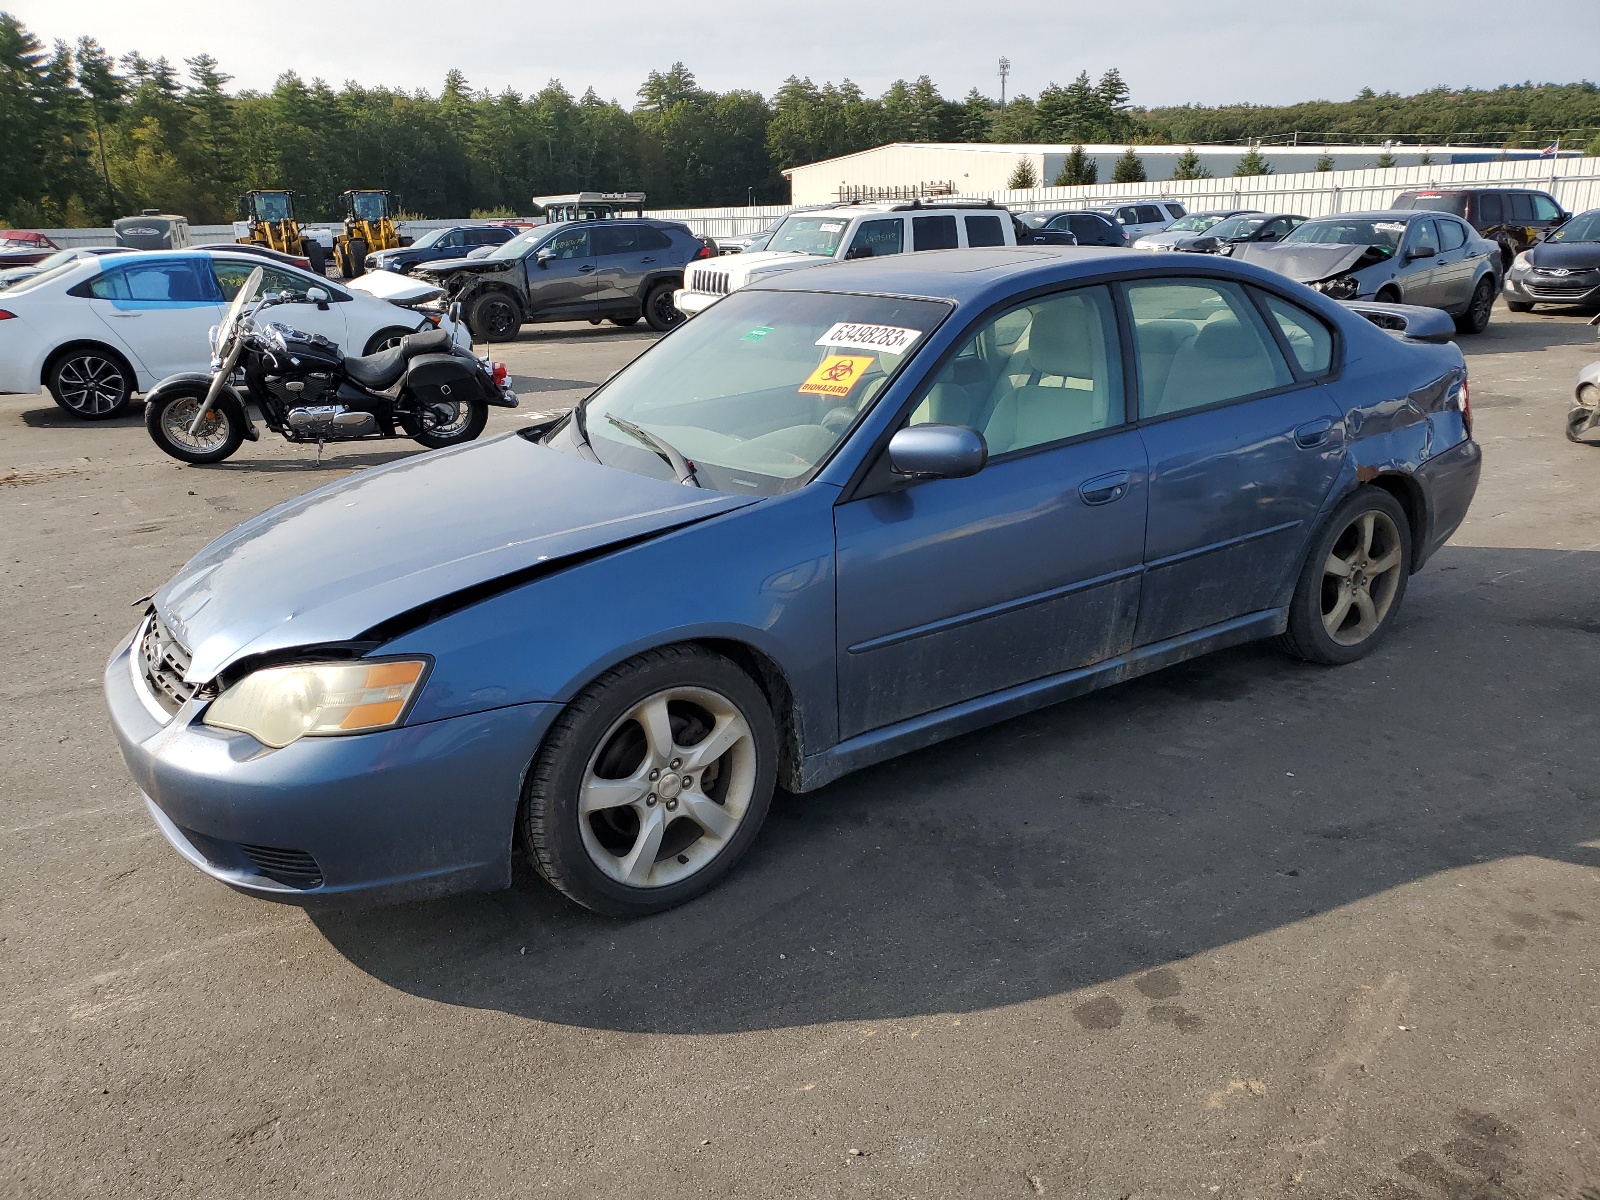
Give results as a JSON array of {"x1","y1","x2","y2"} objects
[{"x1": 12, "y1": 0, "x2": 1600, "y2": 111}]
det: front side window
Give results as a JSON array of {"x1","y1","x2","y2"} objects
[
  {"x1": 1531, "y1": 194, "x2": 1561, "y2": 222},
  {"x1": 1115, "y1": 207, "x2": 1140, "y2": 225},
  {"x1": 965, "y1": 214, "x2": 1006, "y2": 247},
  {"x1": 212, "y1": 260, "x2": 337, "y2": 302},
  {"x1": 1408, "y1": 219, "x2": 1440, "y2": 258},
  {"x1": 555, "y1": 290, "x2": 948, "y2": 494},
  {"x1": 1126, "y1": 279, "x2": 1293, "y2": 418},
  {"x1": 846, "y1": 218, "x2": 904, "y2": 259},
  {"x1": 88, "y1": 259, "x2": 218, "y2": 303},
  {"x1": 908, "y1": 285, "x2": 1123, "y2": 456},
  {"x1": 1136, "y1": 205, "x2": 1166, "y2": 224},
  {"x1": 1259, "y1": 291, "x2": 1334, "y2": 378},
  {"x1": 1068, "y1": 215, "x2": 1112, "y2": 242},
  {"x1": 912, "y1": 215, "x2": 959, "y2": 251},
  {"x1": 542, "y1": 227, "x2": 591, "y2": 259}
]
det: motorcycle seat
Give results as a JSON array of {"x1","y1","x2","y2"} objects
[{"x1": 343, "y1": 328, "x2": 458, "y2": 390}]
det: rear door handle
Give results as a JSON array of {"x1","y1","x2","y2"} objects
[
  {"x1": 577, "y1": 264, "x2": 594, "y2": 273},
  {"x1": 1078, "y1": 470, "x2": 1131, "y2": 506},
  {"x1": 640, "y1": 257, "x2": 656, "y2": 263},
  {"x1": 1294, "y1": 418, "x2": 1335, "y2": 448}
]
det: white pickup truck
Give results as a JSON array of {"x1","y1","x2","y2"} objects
[{"x1": 675, "y1": 200, "x2": 1022, "y2": 317}]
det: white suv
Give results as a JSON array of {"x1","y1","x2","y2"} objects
[
  {"x1": 1086, "y1": 200, "x2": 1186, "y2": 243},
  {"x1": 675, "y1": 201, "x2": 1020, "y2": 317}
]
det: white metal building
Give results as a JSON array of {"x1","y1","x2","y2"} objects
[{"x1": 782, "y1": 142, "x2": 1577, "y2": 205}]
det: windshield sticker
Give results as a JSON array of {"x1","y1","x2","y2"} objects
[
  {"x1": 816, "y1": 322, "x2": 922, "y2": 355},
  {"x1": 817, "y1": 222, "x2": 844, "y2": 232},
  {"x1": 799, "y1": 355, "x2": 875, "y2": 398},
  {"x1": 742, "y1": 326, "x2": 772, "y2": 342}
]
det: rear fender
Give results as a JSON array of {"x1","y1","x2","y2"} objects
[{"x1": 145, "y1": 372, "x2": 259, "y2": 441}]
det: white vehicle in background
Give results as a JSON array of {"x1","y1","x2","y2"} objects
[
  {"x1": 1086, "y1": 200, "x2": 1187, "y2": 243},
  {"x1": 0, "y1": 250, "x2": 453, "y2": 420},
  {"x1": 1132, "y1": 209, "x2": 1264, "y2": 250},
  {"x1": 674, "y1": 200, "x2": 1020, "y2": 317}
]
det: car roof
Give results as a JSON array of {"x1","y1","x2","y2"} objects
[{"x1": 1315, "y1": 210, "x2": 1434, "y2": 222}]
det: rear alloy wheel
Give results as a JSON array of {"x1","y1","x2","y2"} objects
[
  {"x1": 1279, "y1": 487, "x2": 1411, "y2": 665},
  {"x1": 468, "y1": 291, "x2": 521, "y2": 342},
  {"x1": 1455, "y1": 278, "x2": 1495, "y2": 335},
  {"x1": 642, "y1": 281, "x2": 683, "y2": 332},
  {"x1": 47, "y1": 349, "x2": 133, "y2": 419},
  {"x1": 522, "y1": 646, "x2": 777, "y2": 916}
]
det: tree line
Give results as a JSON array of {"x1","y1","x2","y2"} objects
[{"x1": 4, "y1": 10, "x2": 1600, "y2": 228}]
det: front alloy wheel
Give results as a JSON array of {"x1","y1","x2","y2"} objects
[{"x1": 523, "y1": 645, "x2": 777, "y2": 915}]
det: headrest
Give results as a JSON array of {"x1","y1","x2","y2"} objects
[
  {"x1": 1192, "y1": 319, "x2": 1259, "y2": 360},
  {"x1": 1028, "y1": 297, "x2": 1099, "y2": 378}
]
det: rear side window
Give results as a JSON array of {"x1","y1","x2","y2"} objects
[
  {"x1": 1125, "y1": 279, "x2": 1293, "y2": 418},
  {"x1": 1165, "y1": 202, "x2": 1187, "y2": 218},
  {"x1": 912, "y1": 215, "x2": 959, "y2": 251},
  {"x1": 964, "y1": 214, "x2": 1006, "y2": 247},
  {"x1": 1531, "y1": 194, "x2": 1561, "y2": 221},
  {"x1": 1135, "y1": 204, "x2": 1165, "y2": 224},
  {"x1": 86, "y1": 259, "x2": 218, "y2": 303},
  {"x1": 1069, "y1": 214, "x2": 1114, "y2": 243},
  {"x1": 1506, "y1": 194, "x2": 1534, "y2": 222},
  {"x1": 1475, "y1": 192, "x2": 1503, "y2": 224},
  {"x1": 1258, "y1": 291, "x2": 1334, "y2": 378},
  {"x1": 1438, "y1": 220, "x2": 1467, "y2": 252},
  {"x1": 638, "y1": 227, "x2": 673, "y2": 251},
  {"x1": 847, "y1": 218, "x2": 904, "y2": 258}
]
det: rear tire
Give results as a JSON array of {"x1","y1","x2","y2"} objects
[
  {"x1": 609, "y1": 316, "x2": 641, "y2": 327},
  {"x1": 304, "y1": 240, "x2": 327, "y2": 276},
  {"x1": 521, "y1": 645, "x2": 777, "y2": 916},
  {"x1": 1375, "y1": 285, "x2": 1402, "y2": 304},
  {"x1": 1279, "y1": 487, "x2": 1411, "y2": 665},
  {"x1": 410, "y1": 397, "x2": 487, "y2": 449},
  {"x1": 145, "y1": 388, "x2": 246, "y2": 465},
  {"x1": 642, "y1": 281, "x2": 683, "y2": 332},
  {"x1": 1455, "y1": 277, "x2": 1495, "y2": 335},
  {"x1": 347, "y1": 237, "x2": 367, "y2": 278},
  {"x1": 46, "y1": 347, "x2": 134, "y2": 420},
  {"x1": 468, "y1": 291, "x2": 521, "y2": 342},
  {"x1": 362, "y1": 326, "x2": 415, "y2": 355}
]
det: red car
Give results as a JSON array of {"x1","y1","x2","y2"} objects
[{"x1": 0, "y1": 231, "x2": 61, "y2": 267}]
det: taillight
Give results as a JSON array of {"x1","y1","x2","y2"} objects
[
  {"x1": 491, "y1": 362, "x2": 508, "y2": 386},
  {"x1": 694, "y1": 243, "x2": 713, "y2": 259},
  {"x1": 0, "y1": 309, "x2": 15, "y2": 320}
]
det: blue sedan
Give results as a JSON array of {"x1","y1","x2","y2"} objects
[{"x1": 104, "y1": 248, "x2": 1481, "y2": 915}]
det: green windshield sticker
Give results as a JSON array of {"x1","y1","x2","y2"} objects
[{"x1": 742, "y1": 326, "x2": 772, "y2": 342}]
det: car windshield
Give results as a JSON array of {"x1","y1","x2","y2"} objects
[
  {"x1": 2, "y1": 257, "x2": 94, "y2": 294},
  {"x1": 1283, "y1": 218, "x2": 1407, "y2": 251},
  {"x1": 485, "y1": 226, "x2": 561, "y2": 261},
  {"x1": 551, "y1": 290, "x2": 950, "y2": 495},
  {"x1": 1395, "y1": 194, "x2": 1468, "y2": 217},
  {"x1": 1165, "y1": 214, "x2": 1228, "y2": 233},
  {"x1": 1546, "y1": 211, "x2": 1600, "y2": 243},
  {"x1": 766, "y1": 216, "x2": 852, "y2": 256},
  {"x1": 411, "y1": 227, "x2": 451, "y2": 249},
  {"x1": 1206, "y1": 216, "x2": 1267, "y2": 240}
]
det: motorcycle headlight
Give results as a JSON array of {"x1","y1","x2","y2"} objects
[
  {"x1": 1320, "y1": 276, "x2": 1360, "y2": 299},
  {"x1": 203, "y1": 659, "x2": 429, "y2": 748}
]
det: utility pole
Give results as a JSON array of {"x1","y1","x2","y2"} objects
[{"x1": 998, "y1": 57, "x2": 1011, "y2": 108}]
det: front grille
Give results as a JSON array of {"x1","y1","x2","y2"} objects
[
  {"x1": 238, "y1": 843, "x2": 324, "y2": 889},
  {"x1": 690, "y1": 267, "x2": 731, "y2": 295},
  {"x1": 139, "y1": 613, "x2": 195, "y2": 716},
  {"x1": 1528, "y1": 283, "x2": 1596, "y2": 299}
]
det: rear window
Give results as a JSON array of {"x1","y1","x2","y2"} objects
[
  {"x1": 1396, "y1": 193, "x2": 1468, "y2": 217},
  {"x1": 912, "y1": 215, "x2": 959, "y2": 251},
  {"x1": 964, "y1": 214, "x2": 1006, "y2": 247}
]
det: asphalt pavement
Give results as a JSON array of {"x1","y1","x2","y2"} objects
[{"x1": 1, "y1": 308, "x2": 1597, "y2": 1199}]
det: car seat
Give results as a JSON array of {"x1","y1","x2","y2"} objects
[{"x1": 982, "y1": 296, "x2": 1111, "y2": 452}]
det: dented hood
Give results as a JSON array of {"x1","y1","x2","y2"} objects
[
  {"x1": 154, "y1": 434, "x2": 756, "y2": 682},
  {"x1": 1232, "y1": 242, "x2": 1375, "y2": 282}
]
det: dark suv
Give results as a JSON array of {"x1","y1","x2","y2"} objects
[
  {"x1": 1017, "y1": 210, "x2": 1127, "y2": 247},
  {"x1": 415, "y1": 219, "x2": 712, "y2": 340},
  {"x1": 367, "y1": 224, "x2": 518, "y2": 275},
  {"x1": 1392, "y1": 188, "x2": 1569, "y2": 269}
]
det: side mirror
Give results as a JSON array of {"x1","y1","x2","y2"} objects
[
  {"x1": 535, "y1": 248, "x2": 554, "y2": 268},
  {"x1": 1406, "y1": 245, "x2": 1437, "y2": 261},
  {"x1": 844, "y1": 245, "x2": 873, "y2": 260},
  {"x1": 887, "y1": 424, "x2": 987, "y2": 480},
  {"x1": 305, "y1": 286, "x2": 329, "y2": 309},
  {"x1": 1551, "y1": 212, "x2": 1570, "y2": 227},
  {"x1": 1191, "y1": 236, "x2": 1219, "y2": 252}
]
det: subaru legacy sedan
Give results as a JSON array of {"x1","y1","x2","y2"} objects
[{"x1": 105, "y1": 248, "x2": 1480, "y2": 916}]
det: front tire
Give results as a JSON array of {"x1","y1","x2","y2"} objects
[
  {"x1": 145, "y1": 388, "x2": 245, "y2": 464},
  {"x1": 1455, "y1": 278, "x2": 1495, "y2": 335},
  {"x1": 347, "y1": 237, "x2": 367, "y2": 278},
  {"x1": 609, "y1": 316, "x2": 641, "y2": 327},
  {"x1": 46, "y1": 347, "x2": 134, "y2": 419},
  {"x1": 362, "y1": 326, "x2": 414, "y2": 355},
  {"x1": 304, "y1": 240, "x2": 327, "y2": 276},
  {"x1": 1279, "y1": 487, "x2": 1412, "y2": 665},
  {"x1": 1505, "y1": 299, "x2": 1533, "y2": 313},
  {"x1": 468, "y1": 291, "x2": 521, "y2": 342},
  {"x1": 522, "y1": 645, "x2": 778, "y2": 916},
  {"x1": 642, "y1": 281, "x2": 683, "y2": 332}
]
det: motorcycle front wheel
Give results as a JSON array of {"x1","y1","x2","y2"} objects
[
  {"x1": 409, "y1": 396, "x2": 488, "y2": 450},
  {"x1": 145, "y1": 387, "x2": 246, "y2": 464}
]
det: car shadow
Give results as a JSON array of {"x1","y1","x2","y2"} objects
[
  {"x1": 310, "y1": 545, "x2": 1600, "y2": 1034},
  {"x1": 19, "y1": 402, "x2": 146, "y2": 429},
  {"x1": 196, "y1": 448, "x2": 422, "y2": 472},
  {"x1": 1467, "y1": 305, "x2": 1598, "y2": 356}
]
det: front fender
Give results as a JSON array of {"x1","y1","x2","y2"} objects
[{"x1": 146, "y1": 372, "x2": 259, "y2": 441}]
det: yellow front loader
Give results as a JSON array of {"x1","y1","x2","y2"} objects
[
  {"x1": 237, "y1": 190, "x2": 326, "y2": 274},
  {"x1": 333, "y1": 190, "x2": 404, "y2": 279}
]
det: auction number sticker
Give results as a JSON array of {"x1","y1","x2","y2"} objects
[
  {"x1": 799, "y1": 355, "x2": 876, "y2": 397},
  {"x1": 816, "y1": 322, "x2": 923, "y2": 355}
]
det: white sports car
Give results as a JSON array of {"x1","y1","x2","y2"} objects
[{"x1": 0, "y1": 249, "x2": 448, "y2": 419}]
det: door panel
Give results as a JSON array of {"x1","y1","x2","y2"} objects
[
  {"x1": 525, "y1": 227, "x2": 595, "y2": 316},
  {"x1": 592, "y1": 224, "x2": 664, "y2": 307},
  {"x1": 1398, "y1": 218, "x2": 1446, "y2": 306},
  {"x1": 835, "y1": 430, "x2": 1149, "y2": 737},
  {"x1": 85, "y1": 258, "x2": 224, "y2": 379}
]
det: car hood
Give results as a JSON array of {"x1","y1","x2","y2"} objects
[
  {"x1": 346, "y1": 270, "x2": 443, "y2": 304},
  {"x1": 1134, "y1": 230, "x2": 1194, "y2": 248},
  {"x1": 1233, "y1": 242, "x2": 1382, "y2": 281},
  {"x1": 724, "y1": 250, "x2": 832, "y2": 277},
  {"x1": 154, "y1": 434, "x2": 757, "y2": 682},
  {"x1": 413, "y1": 257, "x2": 517, "y2": 278},
  {"x1": 1526, "y1": 241, "x2": 1600, "y2": 270}
]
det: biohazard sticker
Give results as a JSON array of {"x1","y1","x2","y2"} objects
[
  {"x1": 816, "y1": 322, "x2": 922, "y2": 355},
  {"x1": 799, "y1": 355, "x2": 875, "y2": 397}
]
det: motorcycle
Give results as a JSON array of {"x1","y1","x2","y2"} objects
[
  {"x1": 143, "y1": 266, "x2": 518, "y2": 465},
  {"x1": 1567, "y1": 313, "x2": 1600, "y2": 444}
]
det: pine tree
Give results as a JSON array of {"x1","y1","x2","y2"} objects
[
  {"x1": 1007, "y1": 157, "x2": 1039, "y2": 189},
  {"x1": 1374, "y1": 149, "x2": 1397, "y2": 168},
  {"x1": 1234, "y1": 147, "x2": 1272, "y2": 177},
  {"x1": 958, "y1": 88, "x2": 994, "y2": 142},
  {"x1": 1111, "y1": 146, "x2": 1146, "y2": 183},
  {"x1": 1171, "y1": 148, "x2": 1210, "y2": 180},
  {"x1": 1314, "y1": 153, "x2": 1335, "y2": 171},
  {"x1": 1053, "y1": 144, "x2": 1097, "y2": 186}
]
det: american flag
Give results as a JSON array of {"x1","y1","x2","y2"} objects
[{"x1": 1539, "y1": 140, "x2": 1560, "y2": 158}]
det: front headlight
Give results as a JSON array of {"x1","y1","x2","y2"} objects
[
  {"x1": 203, "y1": 659, "x2": 429, "y2": 748},
  {"x1": 1511, "y1": 252, "x2": 1530, "y2": 273}
]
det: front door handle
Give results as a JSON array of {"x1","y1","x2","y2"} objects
[
  {"x1": 1078, "y1": 470, "x2": 1131, "y2": 506},
  {"x1": 577, "y1": 264, "x2": 594, "y2": 274},
  {"x1": 1294, "y1": 417, "x2": 1335, "y2": 448},
  {"x1": 640, "y1": 256, "x2": 656, "y2": 264},
  {"x1": 107, "y1": 311, "x2": 141, "y2": 318}
]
